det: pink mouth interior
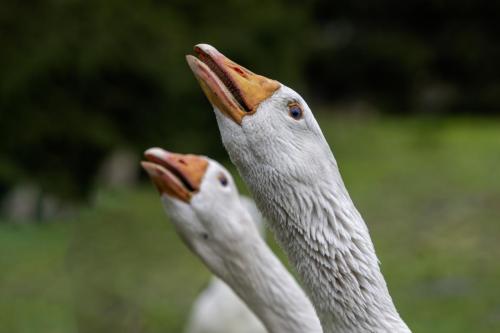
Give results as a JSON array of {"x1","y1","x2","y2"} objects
[{"x1": 194, "y1": 47, "x2": 251, "y2": 113}]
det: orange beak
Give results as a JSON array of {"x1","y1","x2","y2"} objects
[
  {"x1": 141, "y1": 148, "x2": 209, "y2": 202},
  {"x1": 186, "y1": 44, "x2": 280, "y2": 125}
]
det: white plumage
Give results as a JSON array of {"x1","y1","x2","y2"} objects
[
  {"x1": 187, "y1": 44, "x2": 411, "y2": 333},
  {"x1": 142, "y1": 150, "x2": 322, "y2": 333},
  {"x1": 185, "y1": 196, "x2": 266, "y2": 333}
]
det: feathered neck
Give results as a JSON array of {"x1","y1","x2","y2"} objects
[
  {"x1": 212, "y1": 212, "x2": 323, "y2": 333},
  {"x1": 236, "y1": 159, "x2": 411, "y2": 333}
]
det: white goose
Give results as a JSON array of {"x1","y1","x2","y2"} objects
[
  {"x1": 141, "y1": 148, "x2": 322, "y2": 333},
  {"x1": 187, "y1": 44, "x2": 411, "y2": 333}
]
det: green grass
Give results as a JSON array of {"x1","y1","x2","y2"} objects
[{"x1": 1, "y1": 115, "x2": 500, "y2": 332}]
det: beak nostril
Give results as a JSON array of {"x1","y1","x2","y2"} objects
[
  {"x1": 232, "y1": 66, "x2": 246, "y2": 76},
  {"x1": 179, "y1": 159, "x2": 187, "y2": 165}
]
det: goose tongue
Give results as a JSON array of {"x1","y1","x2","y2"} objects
[
  {"x1": 141, "y1": 148, "x2": 208, "y2": 202},
  {"x1": 186, "y1": 43, "x2": 280, "y2": 125}
]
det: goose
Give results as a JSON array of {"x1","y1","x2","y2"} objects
[
  {"x1": 185, "y1": 196, "x2": 267, "y2": 333},
  {"x1": 141, "y1": 148, "x2": 322, "y2": 333},
  {"x1": 186, "y1": 44, "x2": 411, "y2": 333}
]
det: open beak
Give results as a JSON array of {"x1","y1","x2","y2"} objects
[
  {"x1": 141, "y1": 148, "x2": 209, "y2": 203},
  {"x1": 186, "y1": 44, "x2": 280, "y2": 125}
]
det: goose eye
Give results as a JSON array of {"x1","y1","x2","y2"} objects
[
  {"x1": 218, "y1": 173, "x2": 228, "y2": 187},
  {"x1": 288, "y1": 103, "x2": 303, "y2": 120}
]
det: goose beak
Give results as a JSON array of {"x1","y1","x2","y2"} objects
[
  {"x1": 141, "y1": 148, "x2": 209, "y2": 202},
  {"x1": 186, "y1": 44, "x2": 280, "y2": 125}
]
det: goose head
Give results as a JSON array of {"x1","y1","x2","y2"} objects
[
  {"x1": 142, "y1": 148, "x2": 324, "y2": 333},
  {"x1": 186, "y1": 44, "x2": 335, "y2": 187},
  {"x1": 141, "y1": 148, "x2": 260, "y2": 272}
]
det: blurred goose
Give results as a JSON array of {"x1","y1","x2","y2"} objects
[
  {"x1": 185, "y1": 277, "x2": 265, "y2": 333},
  {"x1": 141, "y1": 148, "x2": 322, "y2": 333},
  {"x1": 187, "y1": 44, "x2": 411, "y2": 333}
]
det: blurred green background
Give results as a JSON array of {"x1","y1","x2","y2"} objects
[{"x1": 1, "y1": 1, "x2": 499, "y2": 332}]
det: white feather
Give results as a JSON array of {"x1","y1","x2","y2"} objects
[{"x1": 213, "y1": 85, "x2": 411, "y2": 333}]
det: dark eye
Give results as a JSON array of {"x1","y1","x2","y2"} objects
[
  {"x1": 288, "y1": 103, "x2": 303, "y2": 120},
  {"x1": 218, "y1": 173, "x2": 228, "y2": 187}
]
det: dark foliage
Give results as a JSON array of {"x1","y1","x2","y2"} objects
[{"x1": 0, "y1": 0, "x2": 498, "y2": 199}]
